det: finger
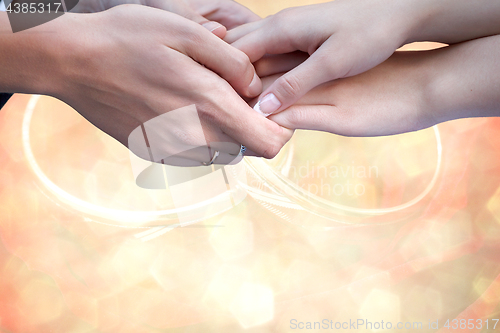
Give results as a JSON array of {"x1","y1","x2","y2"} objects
[
  {"x1": 230, "y1": 25, "x2": 301, "y2": 63},
  {"x1": 145, "y1": 0, "x2": 206, "y2": 23},
  {"x1": 212, "y1": 90, "x2": 294, "y2": 159},
  {"x1": 224, "y1": 112, "x2": 293, "y2": 159},
  {"x1": 145, "y1": 0, "x2": 227, "y2": 38},
  {"x1": 196, "y1": 1, "x2": 261, "y2": 30},
  {"x1": 183, "y1": 26, "x2": 263, "y2": 98},
  {"x1": 252, "y1": 50, "x2": 333, "y2": 116},
  {"x1": 151, "y1": 44, "x2": 287, "y2": 159},
  {"x1": 269, "y1": 105, "x2": 342, "y2": 133},
  {"x1": 200, "y1": 21, "x2": 227, "y2": 39},
  {"x1": 260, "y1": 73, "x2": 284, "y2": 91},
  {"x1": 167, "y1": 4, "x2": 228, "y2": 39},
  {"x1": 224, "y1": 20, "x2": 264, "y2": 43},
  {"x1": 254, "y1": 52, "x2": 309, "y2": 77},
  {"x1": 241, "y1": 148, "x2": 258, "y2": 157}
]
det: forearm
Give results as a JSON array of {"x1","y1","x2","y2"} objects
[
  {"x1": 404, "y1": 0, "x2": 500, "y2": 44},
  {"x1": 0, "y1": 12, "x2": 63, "y2": 95},
  {"x1": 425, "y1": 34, "x2": 500, "y2": 123},
  {"x1": 70, "y1": 0, "x2": 136, "y2": 13},
  {"x1": 263, "y1": 34, "x2": 500, "y2": 137}
]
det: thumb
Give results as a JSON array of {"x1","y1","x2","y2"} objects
[{"x1": 253, "y1": 53, "x2": 332, "y2": 117}]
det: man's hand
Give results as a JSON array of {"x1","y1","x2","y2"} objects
[
  {"x1": 182, "y1": 0, "x2": 260, "y2": 29},
  {"x1": 1, "y1": 5, "x2": 291, "y2": 164}
]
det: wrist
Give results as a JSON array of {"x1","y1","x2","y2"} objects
[
  {"x1": 35, "y1": 13, "x2": 90, "y2": 99},
  {"x1": 0, "y1": 12, "x2": 80, "y2": 96},
  {"x1": 390, "y1": 0, "x2": 437, "y2": 45},
  {"x1": 424, "y1": 35, "x2": 500, "y2": 123},
  {"x1": 70, "y1": 0, "x2": 107, "y2": 13},
  {"x1": 384, "y1": 51, "x2": 445, "y2": 130},
  {"x1": 420, "y1": 46, "x2": 468, "y2": 126},
  {"x1": 402, "y1": 0, "x2": 500, "y2": 45},
  {"x1": 366, "y1": 0, "x2": 432, "y2": 49}
]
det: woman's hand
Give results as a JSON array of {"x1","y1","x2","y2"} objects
[
  {"x1": 226, "y1": 0, "x2": 412, "y2": 116},
  {"x1": 257, "y1": 35, "x2": 500, "y2": 137},
  {"x1": 227, "y1": 0, "x2": 500, "y2": 118},
  {"x1": 254, "y1": 52, "x2": 431, "y2": 137},
  {"x1": 0, "y1": 6, "x2": 292, "y2": 165}
]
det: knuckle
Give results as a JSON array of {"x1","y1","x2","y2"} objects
[
  {"x1": 259, "y1": 124, "x2": 288, "y2": 159},
  {"x1": 223, "y1": 51, "x2": 252, "y2": 84},
  {"x1": 267, "y1": 16, "x2": 282, "y2": 33},
  {"x1": 176, "y1": 22, "x2": 205, "y2": 50},
  {"x1": 267, "y1": 12, "x2": 281, "y2": 24},
  {"x1": 261, "y1": 142, "x2": 282, "y2": 159},
  {"x1": 186, "y1": 29, "x2": 206, "y2": 49},
  {"x1": 232, "y1": 51, "x2": 252, "y2": 74},
  {"x1": 197, "y1": 103, "x2": 219, "y2": 125},
  {"x1": 276, "y1": 75, "x2": 302, "y2": 98},
  {"x1": 271, "y1": 8, "x2": 296, "y2": 31},
  {"x1": 275, "y1": 7, "x2": 295, "y2": 21},
  {"x1": 287, "y1": 108, "x2": 307, "y2": 127}
]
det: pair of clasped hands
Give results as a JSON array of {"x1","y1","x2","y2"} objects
[{"x1": 8, "y1": 0, "x2": 500, "y2": 166}]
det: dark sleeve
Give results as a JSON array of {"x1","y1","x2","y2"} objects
[
  {"x1": 1, "y1": 1, "x2": 13, "y2": 108},
  {"x1": 0, "y1": 93, "x2": 13, "y2": 109}
]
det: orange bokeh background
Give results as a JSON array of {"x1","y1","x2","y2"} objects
[{"x1": 1, "y1": 1, "x2": 500, "y2": 332}]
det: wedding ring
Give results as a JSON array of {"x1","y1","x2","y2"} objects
[
  {"x1": 239, "y1": 145, "x2": 247, "y2": 156},
  {"x1": 230, "y1": 145, "x2": 247, "y2": 157},
  {"x1": 202, "y1": 150, "x2": 220, "y2": 166}
]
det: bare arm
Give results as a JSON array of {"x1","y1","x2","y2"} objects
[
  {"x1": 0, "y1": 12, "x2": 54, "y2": 94},
  {"x1": 408, "y1": 0, "x2": 500, "y2": 45},
  {"x1": 0, "y1": 7, "x2": 291, "y2": 163},
  {"x1": 227, "y1": 0, "x2": 500, "y2": 117},
  {"x1": 262, "y1": 35, "x2": 500, "y2": 136}
]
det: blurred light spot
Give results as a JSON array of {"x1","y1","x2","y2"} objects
[
  {"x1": 487, "y1": 187, "x2": 500, "y2": 224},
  {"x1": 349, "y1": 266, "x2": 391, "y2": 306},
  {"x1": 209, "y1": 216, "x2": 253, "y2": 260},
  {"x1": 18, "y1": 279, "x2": 65, "y2": 324},
  {"x1": 359, "y1": 289, "x2": 400, "y2": 331},
  {"x1": 111, "y1": 242, "x2": 157, "y2": 286},
  {"x1": 404, "y1": 286, "x2": 442, "y2": 320},
  {"x1": 205, "y1": 264, "x2": 252, "y2": 309},
  {"x1": 230, "y1": 283, "x2": 274, "y2": 328},
  {"x1": 474, "y1": 277, "x2": 493, "y2": 296}
]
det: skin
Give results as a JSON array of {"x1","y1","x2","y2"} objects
[
  {"x1": 71, "y1": 0, "x2": 262, "y2": 30},
  {"x1": 0, "y1": 4, "x2": 293, "y2": 165},
  {"x1": 227, "y1": 0, "x2": 500, "y2": 116},
  {"x1": 252, "y1": 35, "x2": 500, "y2": 136}
]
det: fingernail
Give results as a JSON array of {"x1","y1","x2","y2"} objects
[
  {"x1": 248, "y1": 73, "x2": 262, "y2": 97},
  {"x1": 253, "y1": 93, "x2": 281, "y2": 116},
  {"x1": 202, "y1": 21, "x2": 223, "y2": 32}
]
